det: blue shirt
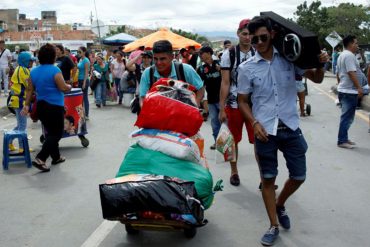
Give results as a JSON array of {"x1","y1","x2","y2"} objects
[
  {"x1": 139, "y1": 62, "x2": 203, "y2": 97},
  {"x1": 77, "y1": 57, "x2": 90, "y2": 80},
  {"x1": 237, "y1": 47, "x2": 304, "y2": 136},
  {"x1": 31, "y1": 65, "x2": 64, "y2": 106}
]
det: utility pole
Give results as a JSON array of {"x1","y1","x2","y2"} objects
[{"x1": 93, "y1": 0, "x2": 102, "y2": 50}]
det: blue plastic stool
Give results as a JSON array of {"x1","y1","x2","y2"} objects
[{"x1": 2, "y1": 130, "x2": 32, "y2": 170}]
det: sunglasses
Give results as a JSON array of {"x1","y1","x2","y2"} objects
[{"x1": 251, "y1": 34, "x2": 269, "y2": 45}]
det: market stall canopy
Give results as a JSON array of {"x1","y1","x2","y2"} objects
[
  {"x1": 123, "y1": 28, "x2": 201, "y2": 52},
  {"x1": 103, "y1": 33, "x2": 137, "y2": 46}
]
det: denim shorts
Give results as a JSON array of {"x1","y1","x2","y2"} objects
[
  {"x1": 296, "y1": 80, "x2": 306, "y2": 93},
  {"x1": 255, "y1": 127, "x2": 308, "y2": 180}
]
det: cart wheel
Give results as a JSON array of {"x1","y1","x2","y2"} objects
[
  {"x1": 306, "y1": 104, "x2": 311, "y2": 116},
  {"x1": 40, "y1": 135, "x2": 45, "y2": 144},
  {"x1": 184, "y1": 227, "x2": 197, "y2": 238},
  {"x1": 79, "y1": 136, "x2": 89, "y2": 147},
  {"x1": 125, "y1": 224, "x2": 139, "y2": 235}
]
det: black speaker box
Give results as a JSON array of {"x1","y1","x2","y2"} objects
[{"x1": 260, "y1": 11, "x2": 322, "y2": 69}]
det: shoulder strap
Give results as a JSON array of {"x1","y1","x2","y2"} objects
[
  {"x1": 235, "y1": 45, "x2": 241, "y2": 67},
  {"x1": 174, "y1": 62, "x2": 186, "y2": 82},
  {"x1": 149, "y1": 64, "x2": 156, "y2": 87},
  {"x1": 250, "y1": 47, "x2": 255, "y2": 56},
  {"x1": 229, "y1": 46, "x2": 236, "y2": 71},
  {"x1": 0, "y1": 49, "x2": 5, "y2": 59}
]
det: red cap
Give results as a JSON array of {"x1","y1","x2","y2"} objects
[{"x1": 238, "y1": 19, "x2": 251, "y2": 30}]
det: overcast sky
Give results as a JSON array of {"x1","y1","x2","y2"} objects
[{"x1": 1, "y1": 0, "x2": 369, "y2": 32}]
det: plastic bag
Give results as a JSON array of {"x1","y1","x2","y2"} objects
[
  {"x1": 190, "y1": 132, "x2": 205, "y2": 158},
  {"x1": 131, "y1": 129, "x2": 202, "y2": 164},
  {"x1": 216, "y1": 123, "x2": 236, "y2": 162},
  {"x1": 135, "y1": 86, "x2": 202, "y2": 137},
  {"x1": 99, "y1": 176, "x2": 204, "y2": 224},
  {"x1": 106, "y1": 85, "x2": 118, "y2": 102},
  {"x1": 116, "y1": 144, "x2": 214, "y2": 209}
]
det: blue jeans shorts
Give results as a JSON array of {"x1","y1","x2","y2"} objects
[{"x1": 255, "y1": 127, "x2": 308, "y2": 181}]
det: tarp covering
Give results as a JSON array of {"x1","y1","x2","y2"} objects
[
  {"x1": 116, "y1": 144, "x2": 214, "y2": 209},
  {"x1": 102, "y1": 33, "x2": 137, "y2": 46},
  {"x1": 123, "y1": 28, "x2": 201, "y2": 52}
]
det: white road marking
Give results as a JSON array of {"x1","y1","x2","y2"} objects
[{"x1": 80, "y1": 220, "x2": 118, "y2": 247}]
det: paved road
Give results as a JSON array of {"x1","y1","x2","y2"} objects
[{"x1": 0, "y1": 76, "x2": 369, "y2": 247}]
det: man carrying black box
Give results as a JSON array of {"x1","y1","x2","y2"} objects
[{"x1": 237, "y1": 16, "x2": 328, "y2": 246}]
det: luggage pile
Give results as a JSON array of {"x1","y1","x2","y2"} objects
[{"x1": 100, "y1": 78, "x2": 216, "y2": 238}]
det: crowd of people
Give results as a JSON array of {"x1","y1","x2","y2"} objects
[{"x1": 1, "y1": 12, "x2": 370, "y2": 246}]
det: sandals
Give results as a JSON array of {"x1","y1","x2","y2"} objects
[
  {"x1": 51, "y1": 156, "x2": 66, "y2": 165},
  {"x1": 32, "y1": 158, "x2": 50, "y2": 172}
]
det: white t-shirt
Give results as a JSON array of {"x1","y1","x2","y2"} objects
[
  {"x1": 220, "y1": 47, "x2": 254, "y2": 108},
  {"x1": 0, "y1": 48, "x2": 12, "y2": 69},
  {"x1": 111, "y1": 59, "x2": 126, "y2": 79},
  {"x1": 337, "y1": 50, "x2": 361, "y2": 94}
]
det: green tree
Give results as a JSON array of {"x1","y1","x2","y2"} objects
[
  {"x1": 294, "y1": 1, "x2": 370, "y2": 47},
  {"x1": 294, "y1": 1, "x2": 330, "y2": 47},
  {"x1": 327, "y1": 3, "x2": 370, "y2": 44},
  {"x1": 105, "y1": 25, "x2": 126, "y2": 37}
]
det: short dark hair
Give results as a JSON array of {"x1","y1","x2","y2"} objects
[
  {"x1": 55, "y1": 44, "x2": 64, "y2": 53},
  {"x1": 199, "y1": 46, "x2": 213, "y2": 55},
  {"x1": 224, "y1": 40, "x2": 231, "y2": 46},
  {"x1": 248, "y1": 16, "x2": 272, "y2": 35},
  {"x1": 179, "y1": 48, "x2": 187, "y2": 54},
  {"x1": 38, "y1": 43, "x2": 56, "y2": 65},
  {"x1": 343, "y1": 35, "x2": 356, "y2": 48},
  {"x1": 153, "y1": 40, "x2": 173, "y2": 54}
]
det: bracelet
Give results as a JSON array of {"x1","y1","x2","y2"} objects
[{"x1": 252, "y1": 120, "x2": 259, "y2": 128}]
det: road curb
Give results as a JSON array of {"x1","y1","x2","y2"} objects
[{"x1": 330, "y1": 85, "x2": 370, "y2": 112}]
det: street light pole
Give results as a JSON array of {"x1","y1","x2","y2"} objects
[{"x1": 93, "y1": 0, "x2": 102, "y2": 50}]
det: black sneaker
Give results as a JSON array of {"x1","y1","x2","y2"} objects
[
  {"x1": 276, "y1": 206, "x2": 290, "y2": 230},
  {"x1": 96, "y1": 104, "x2": 101, "y2": 108}
]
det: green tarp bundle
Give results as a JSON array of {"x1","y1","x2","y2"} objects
[{"x1": 116, "y1": 144, "x2": 214, "y2": 209}]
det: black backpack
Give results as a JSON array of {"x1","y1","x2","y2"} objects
[
  {"x1": 229, "y1": 45, "x2": 255, "y2": 85},
  {"x1": 149, "y1": 62, "x2": 186, "y2": 87}
]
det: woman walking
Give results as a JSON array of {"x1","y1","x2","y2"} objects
[
  {"x1": 22, "y1": 44, "x2": 71, "y2": 172},
  {"x1": 93, "y1": 53, "x2": 109, "y2": 107},
  {"x1": 110, "y1": 50, "x2": 126, "y2": 104},
  {"x1": 77, "y1": 46, "x2": 90, "y2": 119}
]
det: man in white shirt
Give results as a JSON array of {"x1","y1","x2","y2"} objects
[
  {"x1": 336, "y1": 35, "x2": 363, "y2": 149},
  {"x1": 0, "y1": 40, "x2": 12, "y2": 96}
]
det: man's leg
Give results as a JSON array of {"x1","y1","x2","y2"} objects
[
  {"x1": 0, "y1": 68, "x2": 5, "y2": 94},
  {"x1": 297, "y1": 91, "x2": 306, "y2": 116},
  {"x1": 276, "y1": 179, "x2": 304, "y2": 208},
  {"x1": 3, "y1": 68, "x2": 9, "y2": 95},
  {"x1": 261, "y1": 177, "x2": 279, "y2": 226},
  {"x1": 276, "y1": 128, "x2": 308, "y2": 229},
  {"x1": 225, "y1": 107, "x2": 243, "y2": 186},
  {"x1": 337, "y1": 92, "x2": 358, "y2": 145},
  {"x1": 208, "y1": 103, "x2": 221, "y2": 147},
  {"x1": 255, "y1": 136, "x2": 280, "y2": 245}
]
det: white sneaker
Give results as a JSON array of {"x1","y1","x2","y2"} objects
[
  {"x1": 337, "y1": 143, "x2": 354, "y2": 149},
  {"x1": 347, "y1": 140, "x2": 356, "y2": 145}
]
